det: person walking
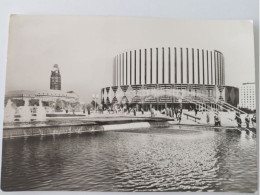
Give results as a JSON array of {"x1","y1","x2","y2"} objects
[
  {"x1": 141, "y1": 108, "x2": 144, "y2": 115},
  {"x1": 171, "y1": 107, "x2": 174, "y2": 118},
  {"x1": 169, "y1": 107, "x2": 172, "y2": 118},
  {"x1": 195, "y1": 107, "x2": 198, "y2": 116},
  {"x1": 177, "y1": 110, "x2": 182, "y2": 124},
  {"x1": 251, "y1": 113, "x2": 256, "y2": 128},
  {"x1": 245, "y1": 114, "x2": 250, "y2": 128},
  {"x1": 165, "y1": 107, "x2": 169, "y2": 116},
  {"x1": 206, "y1": 112, "x2": 210, "y2": 124},
  {"x1": 151, "y1": 107, "x2": 155, "y2": 118},
  {"x1": 235, "y1": 112, "x2": 242, "y2": 127},
  {"x1": 214, "y1": 114, "x2": 221, "y2": 126},
  {"x1": 175, "y1": 107, "x2": 178, "y2": 118}
]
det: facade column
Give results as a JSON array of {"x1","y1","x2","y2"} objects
[
  {"x1": 211, "y1": 51, "x2": 213, "y2": 85},
  {"x1": 139, "y1": 49, "x2": 142, "y2": 84},
  {"x1": 180, "y1": 48, "x2": 183, "y2": 84},
  {"x1": 162, "y1": 47, "x2": 165, "y2": 84},
  {"x1": 192, "y1": 48, "x2": 195, "y2": 84},
  {"x1": 126, "y1": 52, "x2": 128, "y2": 85},
  {"x1": 134, "y1": 50, "x2": 136, "y2": 85},
  {"x1": 186, "y1": 48, "x2": 189, "y2": 84},
  {"x1": 156, "y1": 48, "x2": 158, "y2": 84},
  {"x1": 207, "y1": 50, "x2": 209, "y2": 85},
  {"x1": 175, "y1": 47, "x2": 177, "y2": 84},
  {"x1": 116, "y1": 56, "x2": 118, "y2": 86},
  {"x1": 122, "y1": 53, "x2": 124, "y2": 85},
  {"x1": 145, "y1": 49, "x2": 147, "y2": 84},
  {"x1": 197, "y1": 49, "x2": 200, "y2": 84},
  {"x1": 202, "y1": 49, "x2": 205, "y2": 85},
  {"x1": 119, "y1": 54, "x2": 121, "y2": 86},
  {"x1": 214, "y1": 51, "x2": 217, "y2": 85},
  {"x1": 150, "y1": 48, "x2": 153, "y2": 84},
  {"x1": 130, "y1": 51, "x2": 132, "y2": 85},
  {"x1": 222, "y1": 56, "x2": 226, "y2": 85},
  {"x1": 168, "y1": 47, "x2": 171, "y2": 83}
]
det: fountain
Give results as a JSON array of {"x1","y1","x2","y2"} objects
[
  {"x1": 36, "y1": 101, "x2": 46, "y2": 121},
  {"x1": 4, "y1": 99, "x2": 16, "y2": 123},
  {"x1": 19, "y1": 99, "x2": 32, "y2": 122}
]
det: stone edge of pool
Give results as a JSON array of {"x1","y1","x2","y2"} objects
[{"x1": 2, "y1": 118, "x2": 249, "y2": 139}]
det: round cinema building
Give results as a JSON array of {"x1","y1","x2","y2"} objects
[{"x1": 101, "y1": 46, "x2": 239, "y2": 111}]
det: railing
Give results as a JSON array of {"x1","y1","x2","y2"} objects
[
  {"x1": 183, "y1": 94, "x2": 255, "y2": 136},
  {"x1": 183, "y1": 113, "x2": 201, "y2": 122}
]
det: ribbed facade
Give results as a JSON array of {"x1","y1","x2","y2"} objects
[
  {"x1": 113, "y1": 47, "x2": 225, "y2": 86},
  {"x1": 102, "y1": 47, "x2": 238, "y2": 109}
]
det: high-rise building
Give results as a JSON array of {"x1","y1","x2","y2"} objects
[
  {"x1": 240, "y1": 83, "x2": 256, "y2": 110},
  {"x1": 50, "y1": 64, "x2": 61, "y2": 90}
]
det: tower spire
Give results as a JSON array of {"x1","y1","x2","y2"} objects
[{"x1": 50, "y1": 64, "x2": 61, "y2": 90}]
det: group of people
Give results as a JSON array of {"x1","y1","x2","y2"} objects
[
  {"x1": 242, "y1": 113, "x2": 256, "y2": 128},
  {"x1": 160, "y1": 107, "x2": 183, "y2": 123},
  {"x1": 104, "y1": 105, "x2": 144, "y2": 116},
  {"x1": 213, "y1": 111, "x2": 256, "y2": 128}
]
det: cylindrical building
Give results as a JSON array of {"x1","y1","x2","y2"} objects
[
  {"x1": 113, "y1": 47, "x2": 225, "y2": 86},
  {"x1": 101, "y1": 46, "x2": 238, "y2": 111}
]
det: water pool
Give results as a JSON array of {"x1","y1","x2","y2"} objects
[{"x1": 1, "y1": 127, "x2": 257, "y2": 192}]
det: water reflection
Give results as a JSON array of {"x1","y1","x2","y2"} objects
[{"x1": 1, "y1": 128, "x2": 257, "y2": 192}]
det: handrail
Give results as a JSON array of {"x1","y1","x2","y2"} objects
[
  {"x1": 194, "y1": 93, "x2": 246, "y2": 114},
  {"x1": 183, "y1": 95, "x2": 256, "y2": 136},
  {"x1": 184, "y1": 96, "x2": 218, "y2": 113},
  {"x1": 221, "y1": 102, "x2": 246, "y2": 114},
  {"x1": 183, "y1": 97, "x2": 218, "y2": 115}
]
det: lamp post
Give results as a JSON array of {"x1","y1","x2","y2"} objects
[{"x1": 92, "y1": 94, "x2": 99, "y2": 112}]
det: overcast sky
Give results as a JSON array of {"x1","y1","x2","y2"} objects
[{"x1": 5, "y1": 15, "x2": 255, "y2": 103}]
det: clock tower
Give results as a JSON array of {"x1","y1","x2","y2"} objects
[{"x1": 50, "y1": 64, "x2": 61, "y2": 90}]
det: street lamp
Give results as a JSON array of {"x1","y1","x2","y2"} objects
[{"x1": 92, "y1": 94, "x2": 99, "y2": 112}]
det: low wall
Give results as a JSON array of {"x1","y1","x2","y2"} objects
[
  {"x1": 3, "y1": 120, "x2": 246, "y2": 139},
  {"x1": 3, "y1": 120, "x2": 171, "y2": 139}
]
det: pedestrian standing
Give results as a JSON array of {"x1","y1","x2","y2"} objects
[
  {"x1": 175, "y1": 107, "x2": 178, "y2": 118},
  {"x1": 206, "y1": 112, "x2": 210, "y2": 124},
  {"x1": 177, "y1": 110, "x2": 182, "y2": 124},
  {"x1": 251, "y1": 113, "x2": 256, "y2": 128},
  {"x1": 169, "y1": 108, "x2": 172, "y2": 117},
  {"x1": 151, "y1": 107, "x2": 155, "y2": 118},
  {"x1": 165, "y1": 107, "x2": 168, "y2": 116},
  {"x1": 214, "y1": 114, "x2": 221, "y2": 126},
  {"x1": 235, "y1": 112, "x2": 241, "y2": 127},
  {"x1": 133, "y1": 108, "x2": 136, "y2": 116},
  {"x1": 141, "y1": 108, "x2": 144, "y2": 115},
  {"x1": 245, "y1": 114, "x2": 250, "y2": 128}
]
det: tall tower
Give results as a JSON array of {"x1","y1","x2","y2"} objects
[{"x1": 50, "y1": 64, "x2": 61, "y2": 90}]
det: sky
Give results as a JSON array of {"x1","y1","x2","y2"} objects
[{"x1": 5, "y1": 15, "x2": 255, "y2": 103}]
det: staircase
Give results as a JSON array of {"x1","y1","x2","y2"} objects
[{"x1": 181, "y1": 92, "x2": 256, "y2": 135}]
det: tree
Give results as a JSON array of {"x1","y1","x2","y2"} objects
[
  {"x1": 91, "y1": 100, "x2": 99, "y2": 108},
  {"x1": 86, "y1": 103, "x2": 93, "y2": 111},
  {"x1": 55, "y1": 98, "x2": 64, "y2": 112}
]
